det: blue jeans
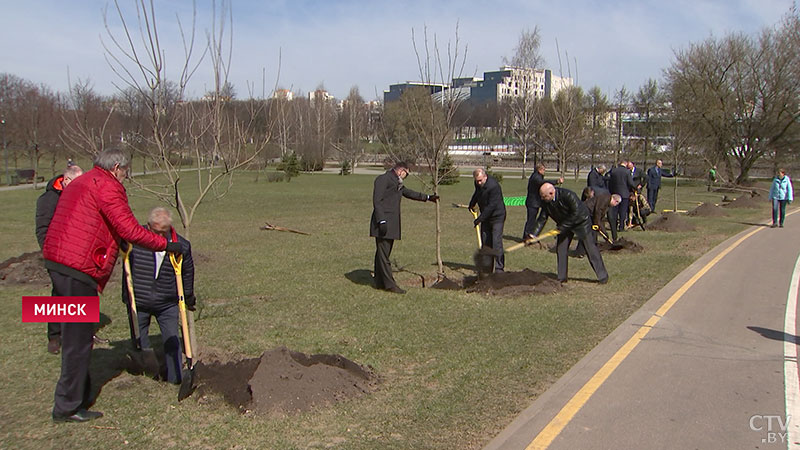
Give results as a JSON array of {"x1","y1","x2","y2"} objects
[{"x1": 772, "y1": 199, "x2": 788, "y2": 226}]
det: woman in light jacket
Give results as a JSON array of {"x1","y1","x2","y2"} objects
[{"x1": 769, "y1": 168, "x2": 793, "y2": 228}]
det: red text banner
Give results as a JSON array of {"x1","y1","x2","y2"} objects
[{"x1": 22, "y1": 296, "x2": 100, "y2": 323}]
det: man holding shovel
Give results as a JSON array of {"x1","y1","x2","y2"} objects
[
  {"x1": 370, "y1": 162, "x2": 438, "y2": 294},
  {"x1": 122, "y1": 207, "x2": 195, "y2": 384},
  {"x1": 43, "y1": 149, "x2": 179, "y2": 423},
  {"x1": 469, "y1": 168, "x2": 507, "y2": 273},
  {"x1": 574, "y1": 187, "x2": 621, "y2": 257},
  {"x1": 533, "y1": 183, "x2": 608, "y2": 284}
]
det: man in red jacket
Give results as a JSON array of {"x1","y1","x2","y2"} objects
[{"x1": 43, "y1": 148, "x2": 180, "y2": 423}]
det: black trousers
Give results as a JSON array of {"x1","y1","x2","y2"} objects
[
  {"x1": 481, "y1": 217, "x2": 505, "y2": 272},
  {"x1": 556, "y1": 230, "x2": 608, "y2": 282},
  {"x1": 613, "y1": 197, "x2": 630, "y2": 230},
  {"x1": 647, "y1": 187, "x2": 659, "y2": 211},
  {"x1": 49, "y1": 270, "x2": 97, "y2": 417},
  {"x1": 47, "y1": 284, "x2": 61, "y2": 339},
  {"x1": 374, "y1": 238, "x2": 397, "y2": 289},
  {"x1": 138, "y1": 304, "x2": 182, "y2": 384},
  {"x1": 522, "y1": 206, "x2": 540, "y2": 239}
]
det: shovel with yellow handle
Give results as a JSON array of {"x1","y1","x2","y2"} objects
[
  {"x1": 169, "y1": 251, "x2": 197, "y2": 401},
  {"x1": 505, "y1": 229, "x2": 561, "y2": 253}
]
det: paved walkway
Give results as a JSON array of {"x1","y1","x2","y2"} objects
[{"x1": 485, "y1": 212, "x2": 800, "y2": 449}]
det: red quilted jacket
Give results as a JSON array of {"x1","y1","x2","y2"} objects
[{"x1": 42, "y1": 166, "x2": 167, "y2": 292}]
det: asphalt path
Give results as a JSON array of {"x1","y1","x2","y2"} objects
[{"x1": 485, "y1": 211, "x2": 800, "y2": 449}]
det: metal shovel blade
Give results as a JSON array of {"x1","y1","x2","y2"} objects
[{"x1": 178, "y1": 365, "x2": 195, "y2": 401}]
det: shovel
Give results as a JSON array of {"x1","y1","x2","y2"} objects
[
  {"x1": 505, "y1": 229, "x2": 560, "y2": 252},
  {"x1": 452, "y1": 203, "x2": 482, "y2": 249},
  {"x1": 170, "y1": 252, "x2": 196, "y2": 401},
  {"x1": 121, "y1": 244, "x2": 160, "y2": 378},
  {"x1": 592, "y1": 225, "x2": 625, "y2": 250}
]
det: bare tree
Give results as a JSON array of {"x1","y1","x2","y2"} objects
[
  {"x1": 503, "y1": 27, "x2": 545, "y2": 69},
  {"x1": 666, "y1": 12, "x2": 800, "y2": 183},
  {"x1": 540, "y1": 86, "x2": 585, "y2": 178},
  {"x1": 334, "y1": 86, "x2": 367, "y2": 173},
  {"x1": 633, "y1": 79, "x2": 665, "y2": 168},
  {"x1": 613, "y1": 86, "x2": 629, "y2": 165},
  {"x1": 383, "y1": 24, "x2": 468, "y2": 280},
  {"x1": 501, "y1": 27, "x2": 545, "y2": 178},
  {"x1": 102, "y1": 0, "x2": 269, "y2": 233},
  {"x1": 585, "y1": 86, "x2": 610, "y2": 168}
]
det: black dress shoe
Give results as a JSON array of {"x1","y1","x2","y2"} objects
[
  {"x1": 93, "y1": 335, "x2": 109, "y2": 345},
  {"x1": 53, "y1": 409, "x2": 103, "y2": 423},
  {"x1": 386, "y1": 286, "x2": 406, "y2": 294},
  {"x1": 598, "y1": 277, "x2": 609, "y2": 284},
  {"x1": 47, "y1": 338, "x2": 61, "y2": 355}
]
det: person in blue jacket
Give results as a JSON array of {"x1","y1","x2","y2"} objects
[{"x1": 769, "y1": 168, "x2": 793, "y2": 228}]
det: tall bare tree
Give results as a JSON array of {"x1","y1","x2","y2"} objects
[
  {"x1": 585, "y1": 86, "x2": 610, "y2": 167},
  {"x1": 633, "y1": 79, "x2": 664, "y2": 168},
  {"x1": 102, "y1": 0, "x2": 269, "y2": 233}
]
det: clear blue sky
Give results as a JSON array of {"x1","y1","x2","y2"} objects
[{"x1": 1, "y1": 0, "x2": 793, "y2": 100}]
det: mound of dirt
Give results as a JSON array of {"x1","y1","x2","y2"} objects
[
  {"x1": 597, "y1": 237, "x2": 643, "y2": 253},
  {"x1": 431, "y1": 277, "x2": 461, "y2": 290},
  {"x1": 0, "y1": 251, "x2": 50, "y2": 286},
  {"x1": 464, "y1": 269, "x2": 562, "y2": 296},
  {"x1": 195, "y1": 347, "x2": 378, "y2": 415},
  {"x1": 724, "y1": 194, "x2": 764, "y2": 209},
  {"x1": 646, "y1": 213, "x2": 696, "y2": 232},
  {"x1": 688, "y1": 203, "x2": 727, "y2": 217}
]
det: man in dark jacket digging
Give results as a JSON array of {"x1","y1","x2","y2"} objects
[
  {"x1": 533, "y1": 183, "x2": 608, "y2": 284},
  {"x1": 35, "y1": 164, "x2": 84, "y2": 354},
  {"x1": 469, "y1": 168, "x2": 507, "y2": 273},
  {"x1": 122, "y1": 207, "x2": 194, "y2": 384},
  {"x1": 370, "y1": 162, "x2": 438, "y2": 294}
]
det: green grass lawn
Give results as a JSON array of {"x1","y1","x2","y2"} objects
[{"x1": 0, "y1": 170, "x2": 771, "y2": 449}]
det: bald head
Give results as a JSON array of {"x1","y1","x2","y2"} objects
[
  {"x1": 539, "y1": 183, "x2": 556, "y2": 202},
  {"x1": 473, "y1": 168, "x2": 488, "y2": 186}
]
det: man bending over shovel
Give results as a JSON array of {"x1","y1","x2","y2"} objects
[
  {"x1": 533, "y1": 183, "x2": 609, "y2": 284},
  {"x1": 122, "y1": 207, "x2": 195, "y2": 384}
]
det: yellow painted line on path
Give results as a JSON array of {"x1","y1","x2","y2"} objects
[{"x1": 526, "y1": 226, "x2": 764, "y2": 450}]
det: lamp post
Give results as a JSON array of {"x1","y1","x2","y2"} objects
[{"x1": 1, "y1": 119, "x2": 7, "y2": 186}]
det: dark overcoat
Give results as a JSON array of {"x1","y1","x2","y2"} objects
[{"x1": 370, "y1": 170, "x2": 428, "y2": 240}]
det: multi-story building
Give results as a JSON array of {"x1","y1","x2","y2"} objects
[{"x1": 470, "y1": 66, "x2": 572, "y2": 103}]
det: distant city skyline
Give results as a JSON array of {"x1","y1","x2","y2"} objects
[{"x1": 1, "y1": 0, "x2": 794, "y2": 101}]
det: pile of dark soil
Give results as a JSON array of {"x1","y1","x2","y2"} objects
[
  {"x1": 195, "y1": 347, "x2": 378, "y2": 415},
  {"x1": 0, "y1": 251, "x2": 50, "y2": 286},
  {"x1": 724, "y1": 193, "x2": 764, "y2": 209},
  {"x1": 688, "y1": 203, "x2": 727, "y2": 217},
  {"x1": 597, "y1": 237, "x2": 643, "y2": 253},
  {"x1": 431, "y1": 277, "x2": 461, "y2": 290},
  {"x1": 646, "y1": 213, "x2": 696, "y2": 232},
  {"x1": 464, "y1": 269, "x2": 562, "y2": 296}
]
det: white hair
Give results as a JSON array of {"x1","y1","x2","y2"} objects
[{"x1": 148, "y1": 207, "x2": 173, "y2": 227}]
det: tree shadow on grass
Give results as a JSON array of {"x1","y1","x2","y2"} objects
[
  {"x1": 747, "y1": 326, "x2": 800, "y2": 344},
  {"x1": 344, "y1": 269, "x2": 375, "y2": 287},
  {"x1": 441, "y1": 260, "x2": 477, "y2": 273},
  {"x1": 731, "y1": 221, "x2": 772, "y2": 228}
]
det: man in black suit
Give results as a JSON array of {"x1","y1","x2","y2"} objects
[
  {"x1": 469, "y1": 168, "x2": 507, "y2": 272},
  {"x1": 586, "y1": 164, "x2": 607, "y2": 191},
  {"x1": 608, "y1": 161, "x2": 637, "y2": 231},
  {"x1": 628, "y1": 161, "x2": 645, "y2": 189},
  {"x1": 523, "y1": 163, "x2": 563, "y2": 240},
  {"x1": 574, "y1": 187, "x2": 621, "y2": 257},
  {"x1": 533, "y1": 183, "x2": 608, "y2": 284},
  {"x1": 370, "y1": 162, "x2": 438, "y2": 294},
  {"x1": 646, "y1": 159, "x2": 674, "y2": 210}
]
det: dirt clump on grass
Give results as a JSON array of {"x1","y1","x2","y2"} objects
[
  {"x1": 646, "y1": 213, "x2": 696, "y2": 232},
  {"x1": 724, "y1": 193, "x2": 764, "y2": 209},
  {"x1": 194, "y1": 346, "x2": 378, "y2": 415},
  {"x1": 0, "y1": 251, "x2": 50, "y2": 286},
  {"x1": 688, "y1": 203, "x2": 727, "y2": 217},
  {"x1": 597, "y1": 237, "x2": 643, "y2": 253},
  {"x1": 464, "y1": 269, "x2": 562, "y2": 296},
  {"x1": 431, "y1": 277, "x2": 461, "y2": 290}
]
